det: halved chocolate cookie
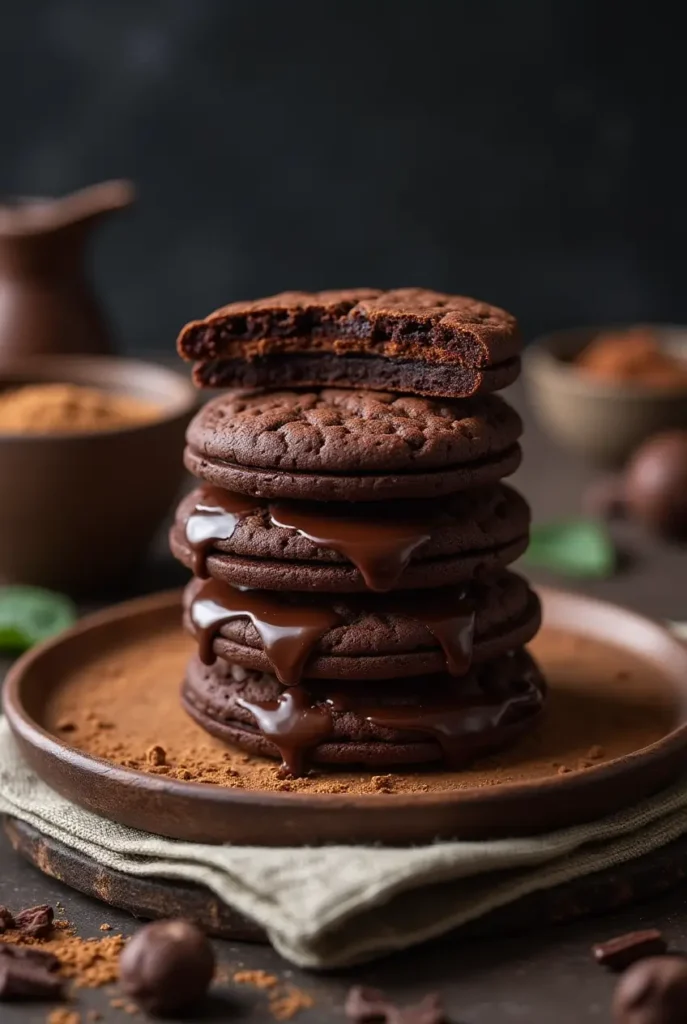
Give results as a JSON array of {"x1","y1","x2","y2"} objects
[
  {"x1": 170, "y1": 482, "x2": 530, "y2": 592},
  {"x1": 184, "y1": 388, "x2": 523, "y2": 501},
  {"x1": 182, "y1": 648, "x2": 546, "y2": 775},
  {"x1": 182, "y1": 571, "x2": 541, "y2": 684},
  {"x1": 177, "y1": 288, "x2": 521, "y2": 399}
]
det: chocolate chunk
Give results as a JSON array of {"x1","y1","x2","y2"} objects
[
  {"x1": 593, "y1": 929, "x2": 667, "y2": 971},
  {"x1": 119, "y1": 919, "x2": 215, "y2": 1016},
  {"x1": 0, "y1": 943, "x2": 61, "y2": 971},
  {"x1": 0, "y1": 957, "x2": 64, "y2": 1001},
  {"x1": 14, "y1": 904, "x2": 54, "y2": 938},
  {"x1": 0, "y1": 906, "x2": 14, "y2": 932},
  {"x1": 345, "y1": 985, "x2": 389, "y2": 1020},
  {"x1": 624, "y1": 432, "x2": 687, "y2": 542},
  {"x1": 612, "y1": 955, "x2": 687, "y2": 1024},
  {"x1": 345, "y1": 986, "x2": 447, "y2": 1024}
]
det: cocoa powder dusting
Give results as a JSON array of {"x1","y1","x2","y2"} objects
[
  {"x1": 0, "y1": 924, "x2": 124, "y2": 988},
  {"x1": 269, "y1": 986, "x2": 315, "y2": 1020},
  {"x1": 40, "y1": 627, "x2": 677, "y2": 797},
  {"x1": 233, "y1": 970, "x2": 314, "y2": 1019},
  {"x1": 234, "y1": 969, "x2": 279, "y2": 989}
]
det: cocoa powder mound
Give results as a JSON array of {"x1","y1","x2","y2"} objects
[
  {"x1": 41, "y1": 626, "x2": 677, "y2": 797},
  {"x1": 576, "y1": 326, "x2": 687, "y2": 389},
  {"x1": 0, "y1": 382, "x2": 161, "y2": 434}
]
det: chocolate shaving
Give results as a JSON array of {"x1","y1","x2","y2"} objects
[
  {"x1": 345, "y1": 985, "x2": 390, "y2": 1020},
  {"x1": 593, "y1": 928, "x2": 667, "y2": 971},
  {"x1": 0, "y1": 957, "x2": 64, "y2": 1001},
  {"x1": 0, "y1": 943, "x2": 61, "y2": 971},
  {"x1": 0, "y1": 906, "x2": 14, "y2": 933},
  {"x1": 345, "y1": 986, "x2": 447, "y2": 1023},
  {"x1": 14, "y1": 904, "x2": 54, "y2": 938}
]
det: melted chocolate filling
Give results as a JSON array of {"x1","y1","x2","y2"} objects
[
  {"x1": 235, "y1": 658, "x2": 544, "y2": 776},
  {"x1": 183, "y1": 486, "x2": 444, "y2": 591},
  {"x1": 188, "y1": 578, "x2": 475, "y2": 683}
]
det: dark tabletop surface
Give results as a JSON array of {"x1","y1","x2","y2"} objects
[{"x1": 2, "y1": 381, "x2": 687, "y2": 1024}]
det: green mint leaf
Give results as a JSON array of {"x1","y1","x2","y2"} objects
[
  {"x1": 523, "y1": 520, "x2": 616, "y2": 578},
  {"x1": 0, "y1": 586, "x2": 77, "y2": 652}
]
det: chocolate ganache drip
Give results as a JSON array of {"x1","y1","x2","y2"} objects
[
  {"x1": 183, "y1": 486, "x2": 442, "y2": 591},
  {"x1": 235, "y1": 657, "x2": 544, "y2": 776},
  {"x1": 189, "y1": 579, "x2": 341, "y2": 685}
]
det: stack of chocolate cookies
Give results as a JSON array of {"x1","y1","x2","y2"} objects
[{"x1": 171, "y1": 289, "x2": 545, "y2": 777}]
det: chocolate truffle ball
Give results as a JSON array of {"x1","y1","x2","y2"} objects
[
  {"x1": 119, "y1": 919, "x2": 215, "y2": 1016},
  {"x1": 612, "y1": 955, "x2": 687, "y2": 1024},
  {"x1": 624, "y1": 432, "x2": 687, "y2": 541}
]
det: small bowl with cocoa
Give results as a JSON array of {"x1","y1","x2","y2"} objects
[
  {"x1": 523, "y1": 324, "x2": 687, "y2": 466},
  {"x1": 0, "y1": 355, "x2": 196, "y2": 593}
]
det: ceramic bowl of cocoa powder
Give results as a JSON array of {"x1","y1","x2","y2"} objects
[
  {"x1": 0, "y1": 355, "x2": 197, "y2": 593},
  {"x1": 524, "y1": 324, "x2": 687, "y2": 467}
]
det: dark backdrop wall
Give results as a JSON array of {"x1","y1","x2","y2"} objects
[{"x1": 1, "y1": 0, "x2": 685, "y2": 353}]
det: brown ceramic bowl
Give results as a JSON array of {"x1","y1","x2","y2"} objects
[
  {"x1": 0, "y1": 356, "x2": 196, "y2": 593},
  {"x1": 523, "y1": 325, "x2": 687, "y2": 467}
]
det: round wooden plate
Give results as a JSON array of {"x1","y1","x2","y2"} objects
[{"x1": 5, "y1": 587, "x2": 687, "y2": 846}]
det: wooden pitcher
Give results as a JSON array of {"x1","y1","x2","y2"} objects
[{"x1": 0, "y1": 180, "x2": 135, "y2": 359}]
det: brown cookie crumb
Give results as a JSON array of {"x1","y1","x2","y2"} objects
[
  {"x1": 234, "y1": 969, "x2": 278, "y2": 989},
  {"x1": 146, "y1": 745, "x2": 167, "y2": 766},
  {"x1": 270, "y1": 985, "x2": 315, "y2": 1020},
  {"x1": 47, "y1": 1011, "x2": 81, "y2": 1024}
]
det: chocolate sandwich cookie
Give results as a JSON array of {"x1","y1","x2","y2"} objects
[
  {"x1": 182, "y1": 571, "x2": 541, "y2": 684},
  {"x1": 177, "y1": 288, "x2": 521, "y2": 399},
  {"x1": 170, "y1": 482, "x2": 530, "y2": 592},
  {"x1": 182, "y1": 649, "x2": 546, "y2": 775},
  {"x1": 184, "y1": 388, "x2": 523, "y2": 501}
]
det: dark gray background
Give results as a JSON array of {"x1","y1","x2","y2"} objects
[{"x1": 1, "y1": 0, "x2": 684, "y2": 353}]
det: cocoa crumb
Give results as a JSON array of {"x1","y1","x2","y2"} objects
[
  {"x1": 270, "y1": 985, "x2": 314, "y2": 1020},
  {"x1": 110, "y1": 997, "x2": 125, "y2": 1008},
  {"x1": 371, "y1": 775, "x2": 394, "y2": 792},
  {"x1": 557, "y1": 765, "x2": 572, "y2": 774},
  {"x1": 146, "y1": 745, "x2": 166, "y2": 767},
  {"x1": 578, "y1": 759, "x2": 594, "y2": 769},
  {"x1": 47, "y1": 1011, "x2": 81, "y2": 1024},
  {"x1": 56, "y1": 720, "x2": 77, "y2": 733},
  {"x1": 124, "y1": 1003, "x2": 139, "y2": 1015},
  {"x1": 232, "y1": 969, "x2": 314, "y2": 1019},
  {"x1": 588, "y1": 745, "x2": 605, "y2": 759},
  {"x1": 99, "y1": 924, "x2": 112, "y2": 932},
  {"x1": 234, "y1": 969, "x2": 278, "y2": 989}
]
